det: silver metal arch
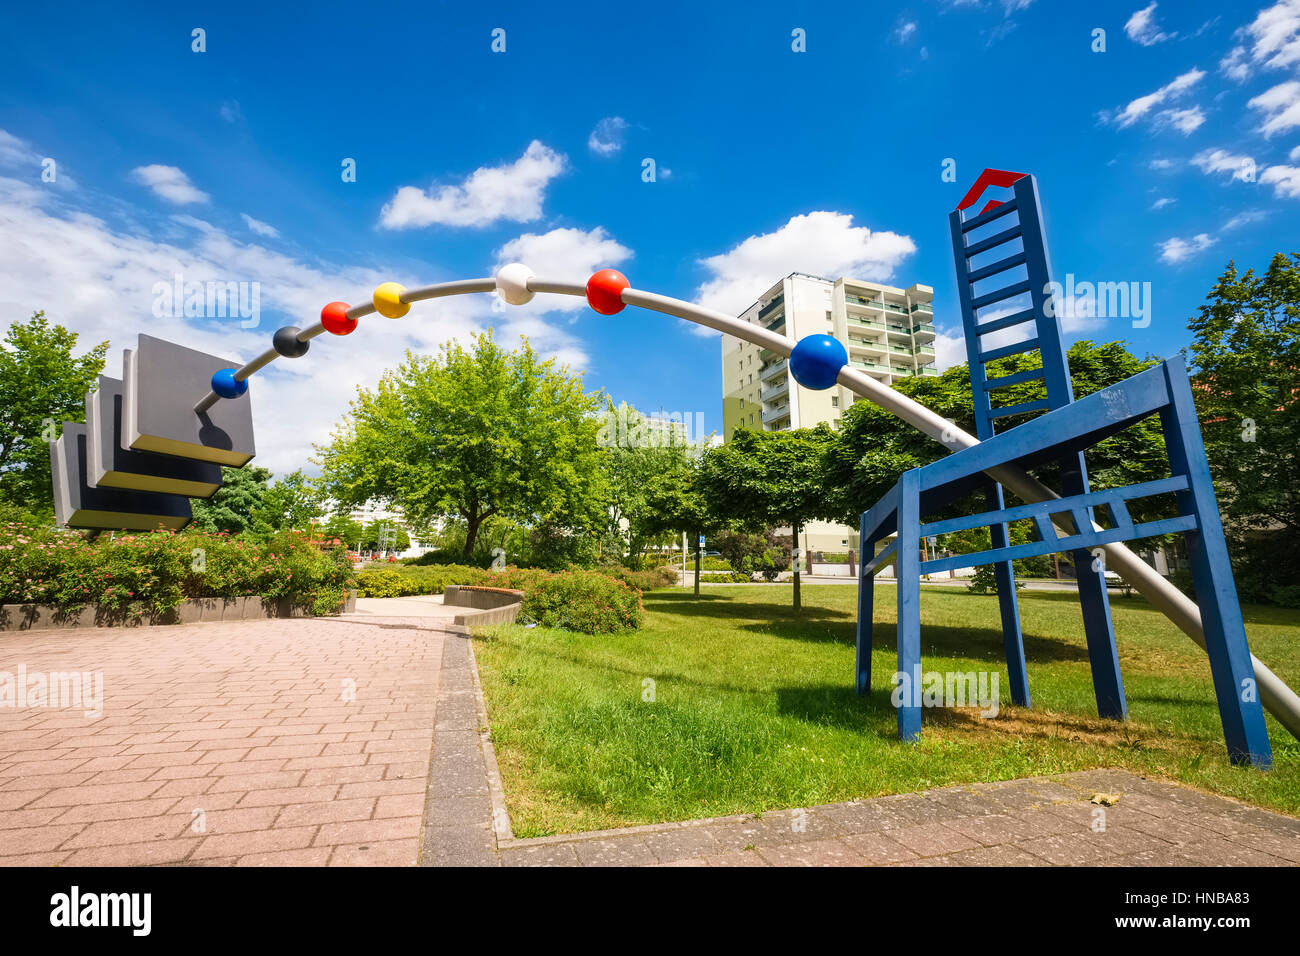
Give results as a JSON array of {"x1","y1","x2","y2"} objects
[{"x1": 189, "y1": 275, "x2": 1300, "y2": 741}]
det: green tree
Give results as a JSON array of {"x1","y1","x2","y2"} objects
[
  {"x1": 639, "y1": 455, "x2": 725, "y2": 596},
  {"x1": 824, "y1": 340, "x2": 1164, "y2": 525},
  {"x1": 316, "y1": 333, "x2": 607, "y2": 561},
  {"x1": 599, "y1": 402, "x2": 701, "y2": 562},
  {"x1": 0, "y1": 312, "x2": 108, "y2": 512},
  {"x1": 1188, "y1": 254, "x2": 1300, "y2": 604},
  {"x1": 360, "y1": 519, "x2": 411, "y2": 554},
  {"x1": 822, "y1": 340, "x2": 1169, "y2": 585},
  {"x1": 255, "y1": 469, "x2": 325, "y2": 533},
  {"x1": 190, "y1": 466, "x2": 274, "y2": 535},
  {"x1": 699, "y1": 425, "x2": 837, "y2": 610}
]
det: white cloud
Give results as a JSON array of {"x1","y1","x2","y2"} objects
[
  {"x1": 1158, "y1": 233, "x2": 1216, "y2": 263},
  {"x1": 1148, "y1": 157, "x2": 1177, "y2": 169},
  {"x1": 240, "y1": 213, "x2": 279, "y2": 238},
  {"x1": 378, "y1": 141, "x2": 566, "y2": 229},
  {"x1": 219, "y1": 101, "x2": 243, "y2": 124},
  {"x1": 1248, "y1": 80, "x2": 1300, "y2": 136},
  {"x1": 1155, "y1": 106, "x2": 1205, "y2": 134},
  {"x1": 693, "y1": 212, "x2": 916, "y2": 332},
  {"x1": 1222, "y1": 209, "x2": 1268, "y2": 229},
  {"x1": 494, "y1": 226, "x2": 632, "y2": 311},
  {"x1": 1220, "y1": 1, "x2": 1300, "y2": 81},
  {"x1": 0, "y1": 129, "x2": 39, "y2": 167},
  {"x1": 1126, "y1": 3, "x2": 1174, "y2": 45},
  {"x1": 895, "y1": 20, "x2": 918, "y2": 43},
  {"x1": 130, "y1": 165, "x2": 209, "y2": 205},
  {"x1": 0, "y1": 158, "x2": 588, "y2": 476},
  {"x1": 1260, "y1": 163, "x2": 1300, "y2": 197},
  {"x1": 1108, "y1": 68, "x2": 1205, "y2": 128},
  {"x1": 1191, "y1": 147, "x2": 1256, "y2": 179},
  {"x1": 1150, "y1": 196, "x2": 1176, "y2": 209},
  {"x1": 587, "y1": 117, "x2": 629, "y2": 156}
]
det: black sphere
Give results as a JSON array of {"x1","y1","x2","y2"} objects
[{"x1": 272, "y1": 326, "x2": 310, "y2": 358}]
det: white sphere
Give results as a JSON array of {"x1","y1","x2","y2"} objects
[{"x1": 496, "y1": 263, "x2": 536, "y2": 305}]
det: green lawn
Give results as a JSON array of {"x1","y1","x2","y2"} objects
[{"x1": 472, "y1": 583, "x2": 1300, "y2": 838}]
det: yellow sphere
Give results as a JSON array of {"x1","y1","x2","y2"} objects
[{"x1": 373, "y1": 282, "x2": 410, "y2": 318}]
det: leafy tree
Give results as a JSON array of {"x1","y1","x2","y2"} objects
[
  {"x1": 316, "y1": 333, "x2": 607, "y2": 561},
  {"x1": 699, "y1": 425, "x2": 837, "y2": 610},
  {"x1": 638, "y1": 455, "x2": 725, "y2": 596},
  {"x1": 824, "y1": 340, "x2": 1164, "y2": 525},
  {"x1": 256, "y1": 469, "x2": 325, "y2": 533},
  {"x1": 1188, "y1": 254, "x2": 1300, "y2": 604},
  {"x1": 320, "y1": 512, "x2": 364, "y2": 551},
  {"x1": 190, "y1": 466, "x2": 274, "y2": 535},
  {"x1": 360, "y1": 518, "x2": 410, "y2": 554},
  {"x1": 0, "y1": 312, "x2": 108, "y2": 512},
  {"x1": 599, "y1": 402, "x2": 702, "y2": 561}
]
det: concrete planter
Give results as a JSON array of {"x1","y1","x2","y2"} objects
[
  {"x1": 443, "y1": 585, "x2": 523, "y2": 626},
  {"x1": 0, "y1": 589, "x2": 357, "y2": 631}
]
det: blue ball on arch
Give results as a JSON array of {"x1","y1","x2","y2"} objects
[
  {"x1": 789, "y1": 334, "x2": 848, "y2": 390},
  {"x1": 210, "y1": 368, "x2": 248, "y2": 399}
]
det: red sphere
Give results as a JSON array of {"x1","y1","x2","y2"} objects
[
  {"x1": 320, "y1": 301, "x2": 356, "y2": 335},
  {"x1": 586, "y1": 269, "x2": 629, "y2": 315}
]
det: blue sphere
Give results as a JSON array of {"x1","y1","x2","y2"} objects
[
  {"x1": 210, "y1": 368, "x2": 248, "y2": 399},
  {"x1": 789, "y1": 334, "x2": 848, "y2": 390}
]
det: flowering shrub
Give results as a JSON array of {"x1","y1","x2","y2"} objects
[{"x1": 0, "y1": 519, "x2": 354, "y2": 619}]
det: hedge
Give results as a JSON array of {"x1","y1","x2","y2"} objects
[
  {"x1": 356, "y1": 562, "x2": 656, "y2": 634},
  {"x1": 0, "y1": 521, "x2": 355, "y2": 618}
]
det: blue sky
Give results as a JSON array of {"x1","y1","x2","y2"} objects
[{"x1": 1, "y1": 0, "x2": 1298, "y2": 474}]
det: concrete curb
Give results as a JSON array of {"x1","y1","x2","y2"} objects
[{"x1": 0, "y1": 590, "x2": 357, "y2": 631}]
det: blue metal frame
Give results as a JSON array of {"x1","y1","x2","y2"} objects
[
  {"x1": 856, "y1": 358, "x2": 1273, "y2": 767},
  {"x1": 945, "y1": 173, "x2": 1124, "y2": 718}
]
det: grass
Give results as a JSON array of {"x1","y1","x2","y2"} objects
[{"x1": 472, "y1": 583, "x2": 1300, "y2": 838}]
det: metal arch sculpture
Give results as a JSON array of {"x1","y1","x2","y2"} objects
[{"x1": 48, "y1": 212, "x2": 1300, "y2": 751}]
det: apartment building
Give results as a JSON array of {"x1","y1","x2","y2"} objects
[{"x1": 720, "y1": 272, "x2": 937, "y2": 553}]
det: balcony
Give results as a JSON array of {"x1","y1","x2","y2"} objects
[
  {"x1": 850, "y1": 359, "x2": 892, "y2": 373},
  {"x1": 844, "y1": 294, "x2": 883, "y2": 311},
  {"x1": 912, "y1": 323, "x2": 936, "y2": 340},
  {"x1": 765, "y1": 313, "x2": 786, "y2": 333},
  {"x1": 758, "y1": 295, "x2": 785, "y2": 321},
  {"x1": 847, "y1": 335, "x2": 886, "y2": 355},
  {"x1": 910, "y1": 302, "x2": 934, "y2": 315},
  {"x1": 759, "y1": 378, "x2": 789, "y2": 403},
  {"x1": 761, "y1": 402, "x2": 790, "y2": 424},
  {"x1": 847, "y1": 316, "x2": 888, "y2": 333},
  {"x1": 914, "y1": 344, "x2": 936, "y2": 357},
  {"x1": 886, "y1": 323, "x2": 912, "y2": 340},
  {"x1": 914, "y1": 366, "x2": 939, "y2": 377},
  {"x1": 759, "y1": 359, "x2": 788, "y2": 382}
]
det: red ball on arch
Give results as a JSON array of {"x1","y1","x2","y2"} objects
[
  {"x1": 321, "y1": 301, "x2": 357, "y2": 335},
  {"x1": 586, "y1": 269, "x2": 629, "y2": 315}
]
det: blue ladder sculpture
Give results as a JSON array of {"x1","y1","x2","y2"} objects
[{"x1": 854, "y1": 171, "x2": 1273, "y2": 768}]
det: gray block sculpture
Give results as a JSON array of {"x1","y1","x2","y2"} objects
[
  {"x1": 87, "y1": 372, "x2": 222, "y2": 498},
  {"x1": 51, "y1": 423, "x2": 192, "y2": 530},
  {"x1": 123, "y1": 334, "x2": 256, "y2": 466}
]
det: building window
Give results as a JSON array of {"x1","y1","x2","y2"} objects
[
  {"x1": 831, "y1": 396, "x2": 839, "y2": 407},
  {"x1": 739, "y1": 398, "x2": 744, "y2": 408}
]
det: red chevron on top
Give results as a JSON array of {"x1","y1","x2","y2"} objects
[{"x1": 956, "y1": 168, "x2": 1027, "y2": 214}]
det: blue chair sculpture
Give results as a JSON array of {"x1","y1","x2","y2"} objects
[{"x1": 854, "y1": 171, "x2": 1273, "y2": 768}]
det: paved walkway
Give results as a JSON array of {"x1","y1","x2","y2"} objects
[
  {"x1": 0, "y1": 616, "x2": 450, "y2": 866},
  {"x1": 2, "y1": 612, "x2": 1299, "y2": 866}
]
